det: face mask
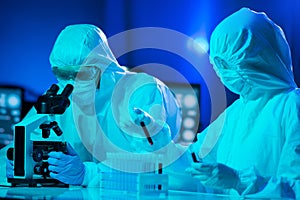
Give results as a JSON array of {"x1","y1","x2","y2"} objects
[
  {"x1": 213, "y1": 57, "x2": 251, "y2": 97},
  {"x1": 72, "y1": 79, "x2": 97, "y2": 106},
  {"x1": 218, "y1": 68, "x2": 251, "y2": 96},
  {"x1": 219, "y1": 67, "x2": 293, "y2": 98}
]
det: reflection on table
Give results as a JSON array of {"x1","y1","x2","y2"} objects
[{"x1": 0, "y1": 187, "x2": 241, "y2": 200}]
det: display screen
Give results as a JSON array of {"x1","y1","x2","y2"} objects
[
  {"x1": 166, "y1": 83, "x2": 200, "y2": 145},
  {"x1": 0, "y1": 86, "x2": 23, "y2": 149}
]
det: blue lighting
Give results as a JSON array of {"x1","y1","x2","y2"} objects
[
  {"x1": 187, "y1": 36, "x2": 209, "y2": 54},
  {"x1": 8, "y1": 94, "x2": 21, "y2": 108}
]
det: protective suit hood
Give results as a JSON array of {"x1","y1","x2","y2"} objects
[
  {"x1": 49, "y1": 24, "x2": 124, "y2": 74},
  {"x1": 209, "y1": 7, "x2": 297, "y2": 100}
]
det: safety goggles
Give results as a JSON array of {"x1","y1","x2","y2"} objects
[{"x1": 52, "y1": 66, "x2": 100, "y2": 81}]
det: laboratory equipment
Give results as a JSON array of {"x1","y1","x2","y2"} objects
[
  {"x1": 191, "y1": 152, "x2": 200, "y2": 163},
  {"x1": 166, "y1": 83, "x2": 200, "y2": 144},
  {"x1": 100, "y1": 153, "x2": 168, "y2": 197},
  {"x1": 0, "y1": 86, "x2": 23, "y2": 149},
  {"x1": 7, "y1": 84, "x2": 73, "y2": 187}
]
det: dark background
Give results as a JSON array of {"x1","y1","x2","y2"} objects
[{"x1": 0, "y1": 0, "x2": 299, "y2": 131}]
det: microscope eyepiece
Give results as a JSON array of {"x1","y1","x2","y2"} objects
[
  {"x1": 61, "y1": 84, "x2": 73, "y2": 98},
  {"x1": 46, "y1": 84, "x2": 59, "y2": 96},
  {"x1": 35, "y1": 83, "x2": 73, "y2": 114}
]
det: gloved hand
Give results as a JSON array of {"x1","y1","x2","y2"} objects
[
  {"x1": 186, "y1": 162, "x2": 240, "y2": 191},
  {"x1": 131, "y1": 107, "x2": 167, "y2": 136},
  {"x1": 132, "y1": 107, "x2": 171, "y2": 151},
  {"x1": 6, "y1": 158, "x2": 13, "y2": 178},
  {"x1": 48, "y1": 143, "x2": 85, "y2": 185},
  {"x1": 133, "y1": 107, "x2": 152, "y2": 126},
  {"x1": 117, "y1": 107, "x2": 171, "y2": 152}
]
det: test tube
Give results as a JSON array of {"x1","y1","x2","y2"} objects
[
  {"x1": 191, "y1": 152, "x2": 200, "y2": 163},
  {"x1": 158, "y1": 163, "x2": 163, "y2": 190},
  {"x1": 140, "y1": 121, "x2": 153, "y2": 145}
]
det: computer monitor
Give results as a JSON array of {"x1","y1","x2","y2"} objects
[
  {"x1": 0, "y1": 86, "x2": 23, "y2": 149},
  {"x1": 166, "y1": 83, "x2": 200, "y2": 145}
]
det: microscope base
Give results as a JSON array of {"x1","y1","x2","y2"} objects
[{"x1": 7, "y1": 178, "x2": 69, "y2": 187}]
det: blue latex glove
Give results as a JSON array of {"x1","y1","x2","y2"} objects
[
  {"x1": 186, "y1": 162, "x2": 240, "y2": 190},
  {"x1": 6, "y1": 158, "x2": 13, "y2": 178},
  {"x1": 133, "y1": 107, "x2": 152, "y2": 126},
  {"x1": 48, "y1": 143, "x2": 85, "y2": 185}
]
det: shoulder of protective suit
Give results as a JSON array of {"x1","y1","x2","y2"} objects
[
  {"x1": 281, "y1": 88, "x2": 300, "y2": 112},
  {"x1": 112, "y1": 72, "x2": 161, "y2": 98},
  {"x1": 130, "y1": 71, "x2": 154, "y2": 78},
  {"x1": 286, "y1": 88, "x2": 300, "y2": 102},
  {"x1": 124, "y1": 71, "x2": 159, "y2": 83}
]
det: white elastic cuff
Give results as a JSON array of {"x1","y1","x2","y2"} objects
[
  {"x1": 82, "y1": 162, "x2": 100, "y2": 187},
  {"x1": 236, "y1": 166, "x2": 258, "y2": 195}
]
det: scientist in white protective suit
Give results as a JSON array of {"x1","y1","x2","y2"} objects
[
  {"x1": 186, "y1": 7, "x2": 300, "y2": 198},
  {"x1": 5, "y1": 24, "x2": 185, "y2": 187}
]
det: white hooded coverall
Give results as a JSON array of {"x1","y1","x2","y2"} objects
[
  {"x1": 8, "y1": 24, "x2": 182, "y2": 187},
  {"x1": 191, "y1": 7, "x2": 300, "y2": 198}
]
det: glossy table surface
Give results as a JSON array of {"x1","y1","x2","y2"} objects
[{"x1": 0, "y1": 186, "x2": 243, "y2": 200}]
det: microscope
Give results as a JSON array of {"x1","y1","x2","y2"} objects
[{"x1": 7, "y1": 84, "x2": 73, "y2": 186}]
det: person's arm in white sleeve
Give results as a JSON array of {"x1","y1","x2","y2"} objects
[
  {"x1": 187, "y1": 112, "x2": 299, "y2": 198},
  {"x1": 69, "y1": 107, "x2": 104, "y2": 187},
  {"x1": 243, "y1": 91, "x2": 300, "y2": 198},
  {"x1": 113, "y1": 72, "x2": 182, "y2": 151}
]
